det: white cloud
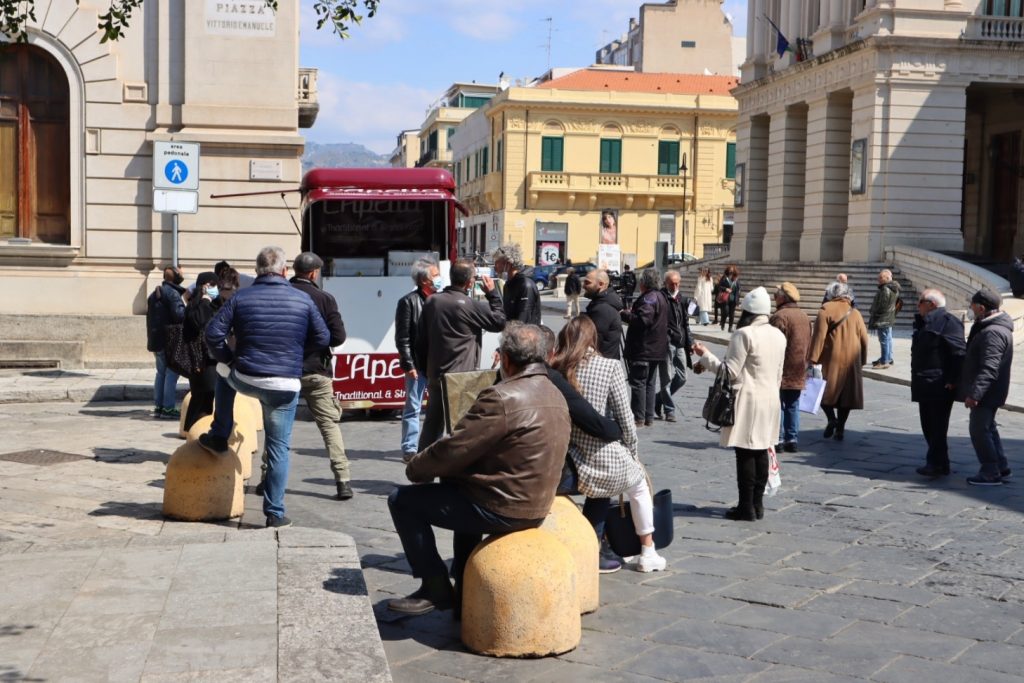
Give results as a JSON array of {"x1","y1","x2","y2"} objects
[
  {"x1": 305, "y1": 72, "x2": 435, "y2": 154},
  {"x1": 450, "y1": 10, "x2": 523, "y2": 42}
]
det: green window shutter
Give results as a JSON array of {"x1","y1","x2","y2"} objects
[
  {"x1": 726, "y1": 142, "x2": 736, "y2": 179},
  {"x1": 600, "y1": 139, "x2": 621, "y2": 174},
  {"x1": 541, "y1": 136, "x2": 563, "y2": 172},
  {"x1": 496, "y1": 139, "x2": 503, "y2": 171},
  {"x1": 483, "y1": 146, "x2": 489, "y2": 175},
  {"x1": 658, "y1": 140, "x2": 679, "y2": 175}
]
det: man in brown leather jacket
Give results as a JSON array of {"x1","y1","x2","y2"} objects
[{"x1": 387, "y1": 323, "x2": 571, "y2": 616}]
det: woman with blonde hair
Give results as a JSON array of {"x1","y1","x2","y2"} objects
[{"x1": 552, "y1": 316, "x2": 666, "y2": 572}]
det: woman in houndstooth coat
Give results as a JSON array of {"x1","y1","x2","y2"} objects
[{"x1": 552, "y1": 316, "x2": 667, "y2": 573}]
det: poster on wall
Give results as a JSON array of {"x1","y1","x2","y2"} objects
[
  {"x1": 538, "y1": 242, "x2": 562, "y2": 266},
  {"x1": 600, "y1": 209, "x2": 619, "y2": 245},
  {"x1": 598, "y1": 244, "x2": 622, "y2": 274}
]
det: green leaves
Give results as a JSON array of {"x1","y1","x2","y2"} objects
[
  {"x1": 313, "y1": 0, "x2": 380, "y2": 39},
  {"x1": 0, "y1": 1, "x2": 38, "y2": 43}
]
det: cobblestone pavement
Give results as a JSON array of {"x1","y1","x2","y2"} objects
[{"x1": 1, "y1": 362, "x2": 1023, "y2": 681}]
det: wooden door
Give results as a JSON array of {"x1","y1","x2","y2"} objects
[{"x1": 989, "y1": 131, "x2": 1020, "y2": 258}]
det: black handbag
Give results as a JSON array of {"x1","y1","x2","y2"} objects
[
  {"x1": 702, "y1": 364, "x2": 735, "y2": 431},
  {"x1": 604, "y1": 488, "x2": 674, "y2": 558},
  {"x1": 164, "y1": 323, "x2": 205, "y2": 378}
]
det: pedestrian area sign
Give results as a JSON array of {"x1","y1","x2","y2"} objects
[{"x1": 153, "y1": 141, "x2": 199, "y2": 214}]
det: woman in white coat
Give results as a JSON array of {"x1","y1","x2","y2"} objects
[
  {"x1": 693, "y1": 287, "x2": 786, "y2": 521},
  {"x1": 693, "y1": 267, "x2": 714, "y2": 326}
]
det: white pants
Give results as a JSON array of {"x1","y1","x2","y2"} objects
[
  {"x1": 625, "y1": 476, "x2": 655, "y2": 536},
  {"x1": 566, "y1": 294, "x2": 580, "y2": 317}
]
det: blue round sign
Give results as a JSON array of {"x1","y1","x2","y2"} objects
[{"x1": 164, "y1": 160, "x2": 188, "y2": 185}]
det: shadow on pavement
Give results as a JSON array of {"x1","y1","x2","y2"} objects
[
  {"x1": 79, "y1": 407, "x2": 158, "y2": 421},
  {"x1": 88, "y1": 500, "x2": 163, "y2": 521},
  {"x1": 322, "y1": 567, "x2": 371, "y2": 596},
  {"x1": 93, "y1": 447, "x2": 168, "y2": 464},
  {"x1": 293, "y1": 448, "x2": 403, "y2": 463}
]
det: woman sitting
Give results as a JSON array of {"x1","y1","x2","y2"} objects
[
  {"x1": 551, "y1": 316, "x2": 667, "y2": 572},
  {"x1": 693, "y1": 287, "x2": 786, "y2": 521}
]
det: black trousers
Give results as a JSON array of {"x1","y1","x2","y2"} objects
[
  {"x1": 717, "y1": 301, "x2": 736, "y2": 330},
  {"x1": 184, "y1": 364, "x2": 218, "y2": 432},
  {"x1": 627, "y1": 360, "x2": 659, "y2": 422},
  {"x1": 734, "y1": 447, "x2": 769, "y2": 516},
  {"x1": 919, "y1": 399, "x2": 954, "y2": 471}
]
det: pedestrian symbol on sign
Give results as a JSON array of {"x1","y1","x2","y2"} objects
[{"x1": 165, "y1": 161, "x2": 188, "y2": 184}]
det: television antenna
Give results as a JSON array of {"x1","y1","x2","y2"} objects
[{"x1": 541, "y1": 17, "x2": 557, "y2": 70}]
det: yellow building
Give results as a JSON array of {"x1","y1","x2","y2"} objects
[
  {"x1": 450, "y1": 68, "x2": 738, "y2": 267},
  {"x1": 415, "y1": 82, "x2": 501, "y2": 170}
]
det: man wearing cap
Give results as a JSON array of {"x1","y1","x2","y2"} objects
[
  {"x1": 290, "y1": 252, "x2": 353, "y2": 501},
  {"x1": 958, "y1": 288, "x2": 1014, "y2": 486},
  {"x1": 770, "y1": 283, "x2": 811, "y2": 453},
  {"x1": 911, "y1": 288, "x2": 965, "y2": 478}
]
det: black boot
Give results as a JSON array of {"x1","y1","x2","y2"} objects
[
  {"x1": 727, "y1": 450, "x2": 757, "y2": 521},
  {"x1": 387, "y1": 575, "x2": 454, "y2": 615},
  {"x1": 752, "y1": 450, "x2": 769, "y2": 520}
]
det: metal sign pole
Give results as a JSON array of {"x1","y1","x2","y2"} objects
[{"x1": 172, "y1": 213, "x2": 179, "y2": 267}]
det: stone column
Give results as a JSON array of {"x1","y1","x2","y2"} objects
[
  {"x1": 843, "y1": 81, "x2": 967, "y2": 261},
  {"x1": 732, "y1": 114, "x2": 770, "y2": 261},
  {"x1": 764, "y1": 105, "x2": 808, "y2": 261},
  {"x1": 801, "y1": 92, "x2": 852, "y2": 262}
]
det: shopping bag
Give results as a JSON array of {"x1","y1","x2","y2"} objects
[
  {"x1": 765, "y1": 446, "x2": 782, "y2": 497},
  {"x1": 440, "y1": 369, "x2": 499, "y2": 434},
  {"x1": 799, "y1": 377, "x2": 826, "y2": 415}
]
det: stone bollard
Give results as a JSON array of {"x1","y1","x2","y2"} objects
[
  {"x1": 177, "y1": 392, "x2": 192, "y2": 439},
  {"x1": 236, "y1": 393, "x2": 263, "y2": 432},
  {"x1": 461, "y1": 528, "x2": 581, "y2": 657},
  {"x1": 162, "y1": 439, "x2": 244, "y2": 521},
  {"x1": 540, "y1": 496, "x2": 599, "y2": 614},
  {"x1": 186, "y1": 413, "x2": 257, "y2": 481}
]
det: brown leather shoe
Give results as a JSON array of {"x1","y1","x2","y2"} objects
[{"x1": 387, "y1": 582, "x2": 454, "y2": 615}]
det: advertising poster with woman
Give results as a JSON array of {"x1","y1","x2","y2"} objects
[{"x1": 600, "y1": 209, "x2": 618, "y2": 245}]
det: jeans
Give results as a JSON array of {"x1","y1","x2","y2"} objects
[
  {"x1": 387, "y1": 481, "x2": 544, "y2": 588},
  {"x1": 300, "y1": 374, "x2": 349, "y2": 482},
  {"x1": 698, "y1": 309, "x2": 710, "y2": 325},
  {"x1": 211, "y1": 371, "x2": 299, "y2": 520},
  {"x1": 153, "y1": 351, "x2": 179, "y2": 410},
  {"x1": 969, "y1": 404, "x2": 1008, "y2": 479},
  {"x1": 876, "y1": 326, "x2": 893, "y2": 364},
  {"x1": 627, "y1": 360, "x2": 659, "y2": 422},
  {"x1": 779, "y1": 388, "x2": 801, "y2": 445},
  {"x1": 417, "y1": 378, "x2": 446, "y2": 451},
  {"x1": 401, "y1": 373, "x2": 428, "y2": 455},
  {"x1": 919, "y1": 399, "x2": 954, "y2": 471},
  {"x1": 655, "y1": 346, "x2": 687, "y2": 417}
]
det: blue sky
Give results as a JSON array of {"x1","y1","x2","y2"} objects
[{"x1": 299, "y1": 0, "x2": 748, "y2": 154}]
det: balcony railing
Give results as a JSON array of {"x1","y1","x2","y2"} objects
[
  {"x1": 529, "y1": 172, "x2": 689, "y2": 194},
  {"x1": 966, "y1": 15, "x2": 1024, "y2": 41},
  {"x1": 298, "y1": 67, "x2": 319, "y2": 128}
]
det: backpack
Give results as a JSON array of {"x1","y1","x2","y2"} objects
[{"x1": 894, "y1": 297, "x2": 903, "y2": 314}]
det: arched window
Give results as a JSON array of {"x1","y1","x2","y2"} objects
[{"x1": 0, "y1": 44, "x2": 71, "y2": 244}]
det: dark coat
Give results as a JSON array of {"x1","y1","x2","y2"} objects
[
  {"x1": 584, "y1": 289, "x2": 624, "y2": 360},
  {"x1": 868, "y1": 281, "x2": 901, "y2": 329},
  {"x1": 910, "y1": 307, "x2": 965, "y2": 403},
  {"x1": 145, "y1": 281, "x2": 186, "y2": 352},
  {"x1": 620, "y1": 270, "x2": 636, "y2": 295},
  {"x1": 564, "y1": 272, "x2": 582, "y2": 296},
  {"x1": 184, "y1": 296, "x2": 221, "y2": 388},
  {"x1": 206, "y1": 274, "x2": 330, "y2": 379},
  {"x1": 502, "y1": 272, "x2": 541, "y2": 324},
  {"x1": 289, "y1": 276, "x2": 347, "y2": 378},
  {"x1": 770, "y1": 302, "x2": 813, "y2": 390},
  {"x1": 395, "y1": 288, "x2": 428, "y2": 373},
  {"x1": 957, "y1": 311, "x2": 1014, "y2": 408},
  {"x1": 415, "y1": 286, "x2": 506, "y2": 381},
  {"x1": 661, "y1": 288, "x2": 693, "y2": 367},
  {"x1": 1010, "y1": 258, "x2": 1024, "y2": 298},
  {"x1": 716, "y1": 276, "x2": 740, "y2": 305},
  {"x1": 622, "y1": 288, "x2": 669, "y2": 362}
]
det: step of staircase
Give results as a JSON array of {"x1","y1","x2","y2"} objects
[{"x1": 674, "y1": 261, "x2": 919, "y2": 327}]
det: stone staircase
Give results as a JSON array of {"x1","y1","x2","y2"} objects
[{"x1": 674, "y1": 260, "x2": 919, "y2": 327}]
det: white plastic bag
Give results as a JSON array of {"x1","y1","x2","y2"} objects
[
  {"x1": 765, "y1": 446, "x2": 782, "y2": 497},
  {"x1": 799, "y1": 377, "x2": 826, "y2": 415}
]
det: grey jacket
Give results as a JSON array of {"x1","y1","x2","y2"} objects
[
  {"x1": 957, "y1": 311, "x2": 1014, "y2": 408},
  {"x1": 415, "y1": 286, "x2": 506, "y2": 382}
]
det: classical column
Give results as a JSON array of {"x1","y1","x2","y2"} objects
[
  {"x1": 763, "y1": 105, "x2": 808, "y2": 261},
  {"x1": 843, "y1": 81, "x2": 967, "y2": 261},
  {"x1": 801, "y1": 92, "x2": 852, "y2": 262},
  {"x1": 732, "y1": 114, "x2": 770, "y2": 261}
]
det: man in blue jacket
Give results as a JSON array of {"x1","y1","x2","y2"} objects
[{"x1": 199, "y1": 246, "x2": 331, "y2": 528}]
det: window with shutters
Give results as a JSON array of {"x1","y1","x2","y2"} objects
[
  {"x1": 0, "y1": 45, "x2": 70, "y2": 244},
  {"x1": 496, "y1": 138, "x2": 503, "y2": 172},
  {"x1": 541, "y1": 136, "x2": 563, "y2": 172},
  {"x1": 599, "y1": 138, "x2": 622, "y2": 174},
  {"x1": 725, "y1": 142, "x2": 737, "y2": 179},
  {"x1": 482, "y1": 145, "x2": 489, "y2": 175},
  {"x1": 657, "y1": 140, "x2": 680, "y2": 175}
]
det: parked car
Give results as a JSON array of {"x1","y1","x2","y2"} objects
[
  {"x1": 522, "y1": 264, "x2": 559, "y2": 289},
  {"x1": 638, "y1": 253, "x2": 698, "y2": 270}
]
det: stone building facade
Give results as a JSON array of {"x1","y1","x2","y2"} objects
[
  {"x1": 733, "y1": 0, "x2": 1024, "y2": 263},
  {"x1": 0, "y1": 0, "x2": 313, "y2": 317}
]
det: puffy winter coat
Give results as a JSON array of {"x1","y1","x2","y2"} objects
[
  {"x1": 206, "y1": 274, "x2": 330, "y2": 379},
  {"x1": 584, "y1": 289, "x2": 624, "y2": 360},
  {"x1": 910, "y1": 307, "x2": 965, "y2": 403},
  {"x1": 145, "y1": 281, "x2": 186, "y2": 352},
  {"x1": 868, "y1": 281, "x2": 901, "y2": 329},
  {"x1": 957, "y1": 311, "x2": 1014, "y2": 408}
]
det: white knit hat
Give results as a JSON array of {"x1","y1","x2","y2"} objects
[{"x1": 741, "y1": 286, "x2": 771, "y2": 315}]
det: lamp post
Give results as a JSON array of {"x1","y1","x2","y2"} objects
[{"x1": 680, "y1": 153, "x2": 688, "y2": 257}]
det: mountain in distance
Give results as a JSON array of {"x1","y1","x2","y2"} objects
[{"x1": 302, "y1": 142, "x2": 389, "y2": 172}]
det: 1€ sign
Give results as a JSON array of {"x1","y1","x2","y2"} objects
[{"x1": 153, "y1": 141, "x2": 200, "y2": 191}]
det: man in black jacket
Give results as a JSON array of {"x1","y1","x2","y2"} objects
[
  {"x1": 289, "y1": 252, "x2": 353, "y2": 501},
  {"x1": 654, "y1": 270, "x2": 693, "y2": 422},
  {"x1": 621, "y1": 268, "x2": 669, "y2": 426},
  {"x1": 958, "y1": 288, "x2": 1014, "y2": 486},
  {"x1": 415, "y1": 259, "x2": 506, "y2": 449},
  {"x1": 493, "y1": 243, "x2": 541, "y2": 324},
  {"x1": 620, "y1": 264, "x2": 637, "y2": 306},
  {"x1": 146, "y1": 265, "x2": 187, "y2": 420},
  {"x1": 582, "y1": 269, "x2": 624, "y2": 359},
  {"x1": 395, "y1": 257, "x2": 441, "y2": 462}
]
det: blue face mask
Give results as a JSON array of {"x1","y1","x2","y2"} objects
[
  {"x1": 431, "y1": 277, "x2": 444, "y2": 292},
  {"x1": 205, "y1": 285, "x2": 219, "y2": 300}
]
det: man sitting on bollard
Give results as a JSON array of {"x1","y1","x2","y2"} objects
[
  {"x1": 387, "y1": 323, "x2": 571, "y2": 616},
  {"x1": 198, "y1": 246, "x2": 330, "y2": 529}
]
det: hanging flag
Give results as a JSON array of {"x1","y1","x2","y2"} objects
[{"x1": 764, "y1": 15, "x2": 792, "y2": 58}]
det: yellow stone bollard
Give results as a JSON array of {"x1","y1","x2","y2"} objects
[
  {"x1": 186, "y1": 413, "x2": 256, "y2": 481},
  {"x1": 177, "y1": 392, "x2": 192, "y2": 439},
  {"x1": 461, "y1": 528, "x2": 581, "y2": 657},
  {"x1": 540, "y1": 496, "x2": 599, "y2": 614},
  {"x1": 162, "y1": 439, "x2": 244, "y2": 521},
  {"x1": 236, "y1": 393, "x2": 263, "y2": 432}
]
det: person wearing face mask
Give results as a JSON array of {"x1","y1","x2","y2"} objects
[
  {"x1": 146, "y1": 265, "x2": 188, "y2": 420},
  {"x1": 395, "y1": 257, "x2": 442, "y2": 462},
  {"x1": 182, "y1": 272, "x2": 222, "y2": 431}
]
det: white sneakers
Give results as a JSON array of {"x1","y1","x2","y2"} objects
[{"x1": 636, "y1": 545, "x2": 667, "y2": 573}]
